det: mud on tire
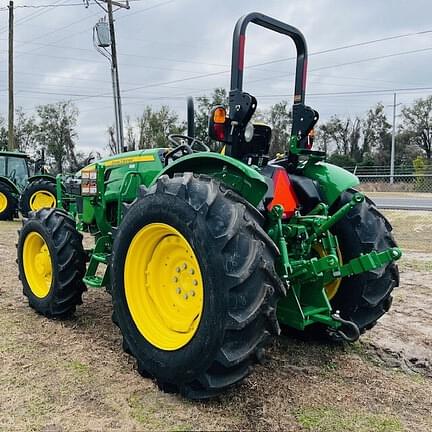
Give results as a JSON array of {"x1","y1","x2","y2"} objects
[{"x1": 111, "y1": 173, "x2": 284, "y2": 399}]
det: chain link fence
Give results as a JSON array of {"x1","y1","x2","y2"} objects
[{"x1": 342, "y1": 165, "x2": 432, "y2": 193}]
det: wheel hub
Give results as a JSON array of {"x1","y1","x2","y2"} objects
[
  {"x1": 35, "y1": 246, "x2": 51, "y2": 277},
  {"x1": 29, "y1": 190, "x2": 56, "y2": 212},
  {"x1": 22, "y1": 232, "x2": 52, "y2": 298},
  {"x1": 124, "y1": 223, "x2": 204, "y2": 351}
]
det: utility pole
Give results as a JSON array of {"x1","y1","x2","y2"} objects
[
  {"x1": 8, "y1": 1, "x2": 14, "y2": 151},
  {"x1": 106, "y1": 0, "x2": 124, "y2": 153},
  {"x1": 390, "y1": 93, "x2": 397, "y2": 184},
  {"x1": 89, "y1": 0, "x2": 129, "y2": 153}
]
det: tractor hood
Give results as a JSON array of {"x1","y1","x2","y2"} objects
[{"x1": 79, "y1": 149, "x2": 165, "y2": 174}]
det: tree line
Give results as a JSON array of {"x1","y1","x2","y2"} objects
[
  {"x1": 0, "y1": 102, "x2": 94, "y2": 173},
  {"x1": 1, "y1": 90, "x2": 431, "y2": 173},
  {"x1": 112, "y1": 89, "x2": 432, "y2": 169}
]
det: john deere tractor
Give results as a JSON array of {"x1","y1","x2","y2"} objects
[
  {"x1": 0, "y1": 150, "x2": 57, "y2": 220},
  {"x1": 17, "y1": 13, "x2": 401, "y2": 399}
]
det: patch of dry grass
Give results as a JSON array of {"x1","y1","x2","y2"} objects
[{"x1": 382, "y1": 210, "x2": 432, "y2": 253}]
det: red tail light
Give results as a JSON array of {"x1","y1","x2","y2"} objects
[
  {"x1": 267, "y1": 169, "x2": 299, "y2": 218},
  {"x1": 213, "y1": 123, "x2": 225, "y2": 141}
]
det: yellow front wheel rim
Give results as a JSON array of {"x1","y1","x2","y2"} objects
[
  {"x1": 29, "y1": 190, "x2": 56, "y2": 212},
  {"x1": 124, "y1": 223, "x2": 204, "y2": 351},
  {"x1": 0, "y1": 192, "x2": 7, "y2": 213},
  {"x1": 23, "y1": 232, "x2": 53, "y2": 299}
]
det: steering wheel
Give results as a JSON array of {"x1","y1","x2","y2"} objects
[
  {"x1": 165, "y1": 135, "x2": 210, "y2": 166},
  {"x1": 168, "y1": 134, "x2": 210, "y2": 153}
]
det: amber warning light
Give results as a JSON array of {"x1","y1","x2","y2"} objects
[{"x1": 211, "y1": 107, "x2": 227, "y2": 141}]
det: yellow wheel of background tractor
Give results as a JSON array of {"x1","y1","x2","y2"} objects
[
  {"x1": 0, "y1": 192, "x2": 7, "y2": 214},
  {"x1": 0, "y1": 183, "x2": 17, "y2": 221},
  {"x1": 17, "y1": 208, "x2": 86, "y2": 317},
  {"x1": 19, "y1": 179, "x2": 57, "y2": 217},
  {"x1": 29, "y1": 190, "x2": 56, "y2": 212}
]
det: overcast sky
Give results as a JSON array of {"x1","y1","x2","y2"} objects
[{"x1": 1, "y1": 0, "x2": 432, "y2": 155}]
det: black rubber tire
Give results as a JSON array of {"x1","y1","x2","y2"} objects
[
  {"x1": 111, "y1": 173, "x2": 284, "y2": 400},
  {"x1": 17, "y1": 208, "x2": 87, "y2": 318},
  {"x1": 330, "y1": 189, "x2": 400, "y2": 334},
  {"x1": 19, "y1": 178, "x2": 57, "y2": 217},
  {"x1": 0, "y1": 182, "x2": 17, "y2": 221}
]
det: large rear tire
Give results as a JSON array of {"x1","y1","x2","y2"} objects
[
  {"x1": 330, "y1": 189, "x2": 399, "y2": 334},
  {"x1": 111, "y1": 173, "x2": 284, "y2": 399},
  {"x1": 17, "y1": 208, "x2": 87, "y2": 317}
]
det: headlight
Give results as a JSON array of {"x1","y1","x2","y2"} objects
[
  {"x1": 244, "y1": 122, "x2": 254, "y2": 143},
  {"x1": 81, "y1": 169, "x2": 97, "y2": 195}
]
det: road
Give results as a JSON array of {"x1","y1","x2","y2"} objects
[{"x1": 367, "y1": 192, "x2": 432, "y2": 211}]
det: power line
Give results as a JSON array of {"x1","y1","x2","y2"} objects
[
  {"x1": 0, "y1": 0, "x2": 146, "y2": 10},
  {"x1": 3, "y1": 85, "x2": 431, "y2": 101},
  {"x1": 4, "y1": 49, "x2": 432, "y2": 106},
  {"x1": 11, "y1": 31, "x2": 432, "y2": 98},
  {"x1": 248, "y1": 29, "x2": 432, "y2": 69},
  {"x1": 0, "y1": 37, "x2": 228, "y2": 68},
  {"x1": 5, "y1": 2, "x2": 83, "y2": 10},
  {"x1": 0, "y1": 0, "x2": 66, "y2": 33},
  {"x1": 10, "y1": 0, "x2": 177, "y2": 63},
  {"x1": 111, "y1": 46, "x2": 432, "y2": 99}
]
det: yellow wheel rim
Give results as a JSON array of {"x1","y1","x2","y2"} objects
[
  {"x1": 314, "y1": 244, "x2": 343, "y2": 300},
  {"x1": 23, "y1": 232, "x2": 53, "y2": 299},
  {"x1": 124, "y1": 223, "x2": 204, "y2": 351},
  {"x1": 29, "y1": 190, "x2": 56, "y2": 212},
  {"x1": 0, "y1": 192, "x2": 7, "y2": 213}
]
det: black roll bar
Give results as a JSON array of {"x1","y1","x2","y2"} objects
[
  {"x1": 230, "y1": 12, "x2": 308, "y2": 105},
  {"x1": 187, "y1": 96, "x2": 195, "y2": 139}
]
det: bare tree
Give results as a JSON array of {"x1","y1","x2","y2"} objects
[{"x1": 401, "y1": 96, "x2": 432, "y2": 160}]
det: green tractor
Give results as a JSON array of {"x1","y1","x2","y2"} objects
[
  {"x1": 16, "y1": 13, "x2": 401, "y2": 399},
  {"x1": 0, "y1": 150, "x2": 57, "y2": 220}
]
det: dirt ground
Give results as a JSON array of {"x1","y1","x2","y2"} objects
[{"x1": 0, "y1": 210, "x2": 431, "y2": 432}]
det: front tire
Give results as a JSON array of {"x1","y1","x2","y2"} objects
[
  {"x1": 330, "y1": 189, "x2": 399, "y2": 334},
  {"x1": 17, "y1": 208, "x2": 87, "y2": 317},
  {"x1": 20, "y1": 179, "x2": 57, "y2": 217},
  {"x1": 111, "y1": 174, "x2": 284, "y2": 399}
]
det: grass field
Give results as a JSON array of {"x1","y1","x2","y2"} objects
[{"x1": 0, "y1": 210, "x2": 431, "y2": 432}]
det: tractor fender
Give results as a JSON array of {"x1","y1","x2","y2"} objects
[
  {"x1": 28, "y1": 174, "x2": 56, "y2": 184},
  {"x1": 0, "y1": 176, "x2": 20, "y2": 195},
  {"x1": 153, "y1": 153, "x2": 268, "y2": 207},
  {"x1": 302, "y1": 161, "x2": 360, "y2": 206}
]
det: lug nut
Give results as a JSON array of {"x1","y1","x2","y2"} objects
[
  {"x1": 189, "y1": 268, "x2": 195, "y2": 275},
  {"x1": 189, "y1": 290, "x2": 195, "y2": 297},
  {"x1": 183, "y1": 293, "x2": 189, "y2": 300},
  {"x1": 192, "y1": 279, "x2": 198, "y2": 286},
  {"x1": 176, "y1": 287, "x2": 181, "y2": 294},
  {"x1": 173, "y1": 276, "x2": 178, "y2": 283},
  {"x1": 176, "y1": 267, "x2": 181, "y2": 273},
  {"x1": 182, "y1": 263, "x2": 187, "y2": 270}
]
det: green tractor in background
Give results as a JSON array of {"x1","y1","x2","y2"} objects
[
  {"x1": 0, "y1": 150, "x2": 57, "y2": 220},
  {"x1": 16, "y1": 13, "x2": 401, "y2": 399}
]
